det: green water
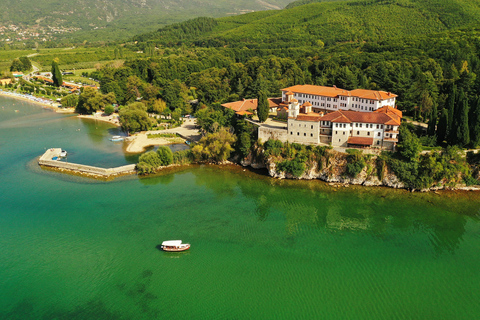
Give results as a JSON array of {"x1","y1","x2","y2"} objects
[{"x1": 1, "y1": 97, "x2": 480, "y2": 319}]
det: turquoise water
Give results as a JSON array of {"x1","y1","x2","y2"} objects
[{"x1": 1, "y1": 97, "x2": 480, "y2": 319}]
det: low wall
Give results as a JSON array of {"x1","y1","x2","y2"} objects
[
  {"x1": 38, "y1": 148, "x2": 136, "y2": 179},
  {"x1": 258, "y1": 127, "x2": 288, "y2": 143}
]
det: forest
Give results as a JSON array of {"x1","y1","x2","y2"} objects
[{"x1": 3, "y1": 0, "x2": 480, "y2": 185}]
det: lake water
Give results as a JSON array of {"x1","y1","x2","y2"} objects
[{"x1": 1, "y1": 97, "x2": 480, "y2": 319}]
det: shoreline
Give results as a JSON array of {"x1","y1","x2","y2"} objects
[
  {"x1": 77, "y1": 113, "x2": 121, "y2": 127},
  {"x1": 0, "y1": 89, "x2": 70, "y2": 112}
]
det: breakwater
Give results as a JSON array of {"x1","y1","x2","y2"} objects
[{"x1": 38, "y1": 148, "x2": 136, "y2": 179}]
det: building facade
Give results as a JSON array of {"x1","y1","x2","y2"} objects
[
  {"x1": 281, "y1": 85, "x2": 397, "y2": 114},
  {"x1": 283, "y1": 99, "x2": 402, "y2": 150}
]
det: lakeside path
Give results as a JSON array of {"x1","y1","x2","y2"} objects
[{"x1": 126, "y1": 118, "x2": 201, "y2": 153}]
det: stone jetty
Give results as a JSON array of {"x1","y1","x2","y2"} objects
[{"x1": 39, "y1": 148, "x2": 136, "y2": 179}]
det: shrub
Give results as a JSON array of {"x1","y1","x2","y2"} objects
[
  {"x1": 136, "y1": 162, "x2": 155, "y2": 175},
  {"x1": 277, "y1": 159, "x2": 306, "y2": 178},
  {"x1": 139, "y1": 151, "x2": 162, "y2": 167},
  {"x1": 157, "y1": 146, "x2": 173, "y2": 166},
  {"x1": 104, "y1": 105, "x2": 115, "y2": 115},
  {"x1": 173, "y1": 149, "x2": 193, "y2": 165},
  {"x1": 264, "y1": 139, "x2": 283, "y2": 157},
  {"x1": 345, "y1": 149, "x2": 366, "y2": 178}
]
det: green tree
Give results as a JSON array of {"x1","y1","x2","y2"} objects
[
  {"x1": 238, "y1": 132, "x2": 252, "y2": 158},
  {"x1": 51, "y1": 60, "x2": 63, "y2": 87},
  {"x1": 60, "y1": 94, "x2": 78, "y2": 108},
  {"x1": 257, "y1": 91, "x2": 269, "y2": 123},
  {"x1": 119, "y1": 102, "x2": 153, "y2": 133},
  {"x1": 10, "y1": 59, "x2": 23, "y2": 72},
  {"x1": 191, "y1": 128, "x2": 236, "y2": 162},
  {"x1": 157, "y1": 146, "x2": 173, "y2": 166},
  {"x1": 19, "y1": 57, "x2": 32, "y2": 72},
  {"x1": 104, "y1": 105, "x2": 115, "y2": 115},
  {"x1": 397, "y1": 124, "x2": 421, "y2": 161},
  {"x1": 455, "y1": 90, "x2": 470, "y2": 147},
  {"x1": 436, "y1": 108, "x2": 448, "y2": 145},
  {"x1": 446, "y1": 85, "x2": 457, "y2": 144},
  {"x1": 469, "y1": 96, "x2": 480, "y2": 147},
  {"x1": 427, "y1": 103, "x2": 437, "y2": 136}
]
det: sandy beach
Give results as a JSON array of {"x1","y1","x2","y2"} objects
[
  {"x1": 126, "y1": 119, "x2": 201, "y2": 153},
  {"x1": 77, "y1": 112, "x2": 121, "y2": 127},
  {"x1": 0, "y1": 89, "x2": 70, "y2": 112}
]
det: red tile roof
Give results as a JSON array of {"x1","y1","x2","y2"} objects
[
  {"x1": 282, "y1": 85, "x2": 397, "y2": 100},
  {"x1": 348, "y1": 137, "x2": 374, "y2": 145},
  {"x1": 221, "y1": 98, "x2": 281, "y2": 113},
  {"x1": 318, "y1": 108, "x2": 401, "y2": 126},
  {"x1": 296, "y1": 113, "x2": 321, "y2": 121}
]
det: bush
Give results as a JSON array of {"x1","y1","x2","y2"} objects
[
  {"x1": 264, "y1": 139, "x2": 283, "y2": 157},
  {"x1": 277, "y1": 159, "x2": 306, "y2": 177},
  {"x1": 173, "y1": 149, "x2": 193, "y2": 164},
  {"x1": 345, "y1": 149, "x2": 366, "y2": 178},
  {"x1": 157, "y1": 146, "x2": 173, "y2": 166},
  {"x1": 139, "y1": 151, "x2": 162, "y2": 167},
  {"x1": 136, "y1": 162, "x2": 155, "y2": 175},
  {"x1": 104, "y1": 105, "x2": 115, "y2": 115}
]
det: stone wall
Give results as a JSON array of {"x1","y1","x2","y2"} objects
[{"x1": 258, "y1": 127, "x2": 288, "y2": 143}]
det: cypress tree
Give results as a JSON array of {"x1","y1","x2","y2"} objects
[
  {"x1": 51, "y1": 60, "x2": 62, "y2": 87},
  {"x1": 427, "y1": 103, "x2": 437, "y2": 136},
  {"x1": 257, "y1": 91, "x2": 269, "y2": 123},
  {"x1": 436, "y1": 108, "x2": 448, "y2": 145},
  {"x1": 455, "y1": 90, "x2": 470, "y2": 147},
  {"x1": 469, "y1": 95, "x2": 480, "y2": 147},
  {"x1": 446, "y1": 85, "x2": 457, "y2": 144}
]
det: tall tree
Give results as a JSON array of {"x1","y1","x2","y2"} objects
[
  {"x1": 257, "y1": 91, "x2": 269, "y2": 123},
  {"x1": 446, "y1": 85, "x2": 457, "y2": 144},
  {"x1": 469, "y1": 95, "x2": 480, "y2": 147},
  {"x1": 455, "y1": 89, "x2": 470, "y2": 147},
  {"x1": 436, "y1": 108, "x2": 448, "y2": 145},
  {"x1": 51, "y1": 60, "x2": 62, "y2": 87},
  {"x1": 427, "y1": 103, "x2": 438, "y2": 136}
]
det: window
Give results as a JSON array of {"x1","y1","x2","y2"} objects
[
  {"x1": 356, "y1": 123, "x2": 358, "y2": 127},
  {"x1": 290, "y1": 132, "x2": 292, "y2": 135},
  {"x1": 343, "y1": 132, "x2": 345, "y2": 135},
  {"x1": 335, "y1": 131, "x2": 337, "y2": 134},
  {"x1": 377, "y1": 124, "x2": 379, "y2": 129},
  {"x1": 310, "y1": 133, "x2": 313, "y2": 137},
  {"x1": 311, "y1": 125, "x2": 313, "y2": 129},
  {"x1": 357, "y1": 131, "x2": 359, "y2": 135},
  {"x1": 304, "y1": 133, "x2": 306, "y2": 136},
  {"x1": 367, "y1": 132, "x2": 370, "y2": 136},
  {"x1": 378, "y1": 132, "x2": 381, "y2": 136},
  {"x1": 297, "y1": 132, "x2": 299, "y2": 136},
  {"x1": 339, "y1": 139, "x2": 341, "y2": 142},
  {"x1": 377, "y1": 141, "x2": 380, "y2": 145},
  {"x1": 360, "y1": 124, "x2": 362, "y2": 128}
]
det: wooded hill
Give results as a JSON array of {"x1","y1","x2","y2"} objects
[
  {"x1": 0, "y1": 0, "x2": 291, "y2": 43},
  {"x1": 135, "y1": 0, "x2": 480, "y2": 47}
]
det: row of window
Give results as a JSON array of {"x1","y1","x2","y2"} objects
[
  {"x1": 290, "y1": 132, "x2": 314, "y2": 137},
  {"x1": 334, "y1": 123, "x2": 385, "y2": 129}
]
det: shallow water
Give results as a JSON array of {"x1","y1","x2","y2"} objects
[{"x1": 1, "y1": 97, "x2": 480, "y2": 319}]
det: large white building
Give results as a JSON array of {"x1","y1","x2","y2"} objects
[
  {"x1": 281, "y1": 85, "x2": 397, "y2": 113},
  {"x1": 283, "y1": 99, "x2": 402, "y2": 150}
]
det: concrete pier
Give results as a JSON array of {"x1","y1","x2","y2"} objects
[{"x1": 39, "y1": 148, "x2": 137, "y2": 179}]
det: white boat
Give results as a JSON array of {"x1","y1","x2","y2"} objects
[
  {"x1": 59, "y1": 150, "x2": 67, "y2": 157},
  {"x1": 110, "y1": 135, "x2": 125, "y2": 142},
  {"x1": 160, "y1": 240, "x2": 190, "y2": 252}
]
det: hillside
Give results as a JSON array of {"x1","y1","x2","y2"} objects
[
  {"x1": 135, "y1": 0, "x2": 480, "y2": 48},
  {"x1": 0, "y1": 0, "x2": 291, "y2": 44}
]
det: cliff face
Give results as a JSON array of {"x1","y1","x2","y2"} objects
[
  {"x1": 240, "y1": 150, "x2": 480, "y2": 192},
  {"x1": 265, "y1": 158, "x2": 405, "y2": 189}
]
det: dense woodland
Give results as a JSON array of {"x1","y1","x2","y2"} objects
[{"x1": 4, "y1": 0, "x2": 480, "y2": 185}]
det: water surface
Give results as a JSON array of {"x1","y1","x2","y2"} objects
[{"x1": 1, "y1": 97, "x2": 480, "y2": 319}]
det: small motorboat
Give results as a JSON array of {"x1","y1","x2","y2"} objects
[
  {"x1": 59, "y1": 150, "x2": 67, "y2": 157},
  {"x1": 160, "y1": 240, "x2": 190, "y2": 252},
  {"x1": 110, "y1": 135, "x2": 125, "y2": 142}
]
